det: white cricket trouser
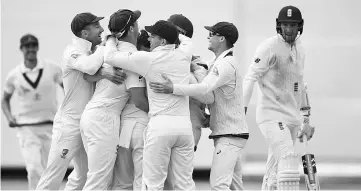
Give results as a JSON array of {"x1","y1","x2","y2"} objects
[
  {"x1": 80, "y1": 108, "x2": 120, "y2": 190},
  {"x1": 16, "y1": 125, "x2": 52, "y2": 190},
  {"x1": 110, "y1": 119, "x2": 147, "y2": 190},
  {"x1": 258, "y1": 121, "x2": 300, "y2": 190},
  {"x1": 36, "y1": 117, "x2": 88, "y2": 190},
  {"x1": 209, "y1": 137, "x2": 247, "y2": 191},
  {"x1": 141, "y1": 115, "x2": 196, "y2": 191}
]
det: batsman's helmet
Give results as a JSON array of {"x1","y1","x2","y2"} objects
[{"x1": 276, "y1": 5, "x2": 304, "y2": 34}]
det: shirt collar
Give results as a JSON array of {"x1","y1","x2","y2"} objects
[
  {"x1": 152, "y1": 44, "x2": 176, "y2": 52},
  {"x1": 214, "y1": 48, "x2": 234, "y2": 62},
  {"x1": 72, "y1": 37, "x2": 92, "y2": 53},
  {"x1": 20, "y1": 59, "x2": 44, "y2": 73},
  {"x1": 116, "y1": 41, "x2": 137, "y2": 51}
]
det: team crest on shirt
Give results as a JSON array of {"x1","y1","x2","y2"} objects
[
  {"x1": 212, "y1": 66, "x2": 219, "y2": 77},
  {"x1": 33, "y1": 93, "x2": 41, "y2": 101},
  {"x1": 254, "y1": 58, "x2": 261, "y2": 63},
  {"x1": 60, "y1": 149, "x2": 69, "y2": 159}
]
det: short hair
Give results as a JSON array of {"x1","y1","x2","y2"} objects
[{"x1": 137, "y1": 30, "x2": 150, "y2": 50}]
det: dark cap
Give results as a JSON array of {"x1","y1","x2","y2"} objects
[
  {"x1": 145, "y1": 20, "x2": 179, "y2": 44},
  {"x1": 167, "y1": 14, "x2": 193, "y2": 38},
  {"x1": 277, "y1": 5, "x2": 303, "y2": 23},
  {"x1": 108, "y1": 9, "x2": 141, "y2": 34},
  {"x1": 20, "y1": 34, "x2": 38, "y2": 47},
  {"x1": 204, "y1": 22, "x2": 239, "y2": 45},
  {"x1": 71, "y1": 12, "x2": 104, "y2": 36}
]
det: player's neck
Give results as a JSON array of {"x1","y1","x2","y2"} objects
[
  {"x1": 24, "y1": 59, "x2": 38, "y2": 70},
  {"x1": 119, "y1": 36, "x2": 136, "y2": 46},
  {"x1": 214, "y1": 46, "x2": 228, "y2": 59}
]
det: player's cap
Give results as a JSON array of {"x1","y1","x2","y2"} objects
[
  {"x1": 71, "y1": 12, "x2": 104, "y2": 36},
  {"x1": 20, "y1": 34, "x2": 38, "y2": 47},
  {"x1": 204, "y1": 22, "x2": 239, "y2": 45},
  {"x1": 108, "y1": 9, "x2": 141, "y2": 34},
  {"x1": 167, "y1": 14, "x2": 193, "y2": 38},
  {"x1": 277, "y1": 5, "x2": 303, "y2": 23},
  {"x1": 145, "y1": 20, "x2": 179, "y2": 44}
]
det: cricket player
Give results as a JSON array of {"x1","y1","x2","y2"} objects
[
  {"x1": 104, "y1": 20, "x2": 196, "y2": 190},
  {"x1": 168, "y1": 14, "x2": 212, "y2": 151},
  {"x1": 36, "y1": 12, "x2": 125, "y2": 190},
  {"x1": 149, "y1": 21, "x2": 249, "y2": 191},
  {"x1": 1, "y1": 34, "x2": 63, "y2": 190},
  {"x1": 83, "y1": 9, "x2": 148, "y2": 190},
  {"x1": 242, "y1": 5, "x2": 315, "y2": 190},
  {"x1": 78, "y1": 9, "x2": 144, "y2": 190}
]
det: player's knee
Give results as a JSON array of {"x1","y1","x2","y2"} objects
[{"x1": 277, "y1": 152, "x2": 300, "y2": 190}]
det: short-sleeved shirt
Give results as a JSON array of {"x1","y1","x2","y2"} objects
[{"x1": 4, "y1": 59, "x2": 62, "y2": 124}]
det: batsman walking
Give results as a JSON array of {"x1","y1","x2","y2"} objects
[{"x1": 243, "y1": 5, "x2": 315, "y2": 190}]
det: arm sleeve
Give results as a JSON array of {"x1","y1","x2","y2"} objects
[
  {"x1": 104, "y1": 38, "x2": 152, "y2": 77},
  {"x1": 189, "y1": 72, "x2": 215, "y2": 104},
  {"x1": 173, "y1": 60, "x2": 234, "y2": 96},
  {"x1": 4, "y1": 71, "x2": 15, "y2": 94},
  {"x1": 243, "y1": 43, "x2": 273, "y2": 107},
  {"x1": 65, "y1": 46, "x2": 105, "y2": 75},
  {"x1": 124, "y1": 70, "x2": 146, "y2": 90}
]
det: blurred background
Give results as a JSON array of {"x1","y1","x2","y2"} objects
[{"x1": 1, "y1": 0, "x2": 361, "y2": 190}]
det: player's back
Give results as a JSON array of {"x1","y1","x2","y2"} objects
[{"x1": 145, "y1": 45, "x2": 191, "y2": 117}]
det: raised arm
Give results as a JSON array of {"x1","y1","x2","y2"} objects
[
  {"x1": 65, "y1": 46, "x2": 105, "y2": 75},
  {"x1": 103, "y1": 37, "x2": 152, "y2": 77}
]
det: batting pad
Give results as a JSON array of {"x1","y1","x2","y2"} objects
[{"x1": 277, "y1": 152, "x2": 300, "y2": 190}]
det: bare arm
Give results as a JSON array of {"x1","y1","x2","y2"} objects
[
  {"x1": 130, "y1": 87, "x2": 149, "y2": 113},
  {"x1": 1, "y1": 92, "x2": 16, "y2": 127}
]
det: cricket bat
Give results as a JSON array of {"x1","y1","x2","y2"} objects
[
  {"x1": 301, "y1": 83, "x2": 320, "y2": 190},
  {"x1": 302, "y1": 134, "x2": 320, "y2": 190}
]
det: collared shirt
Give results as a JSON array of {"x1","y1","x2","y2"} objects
[
  {"x1": 172, "y1": 48, "x2": 236, "y2": 97},
  {"x1": 104, "y1": 36, "x2": 193, "y2": 117},
  {"x1": 243, "y1": 34, "x2": 306, "y2": 125},
  {"x1": 56, "y1": 37, "x2": 104, "y2": 124},
  {"x1": 4, "y1": 59, "x2": 62, "y2": 124}
]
